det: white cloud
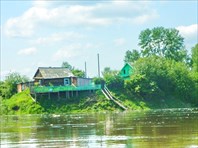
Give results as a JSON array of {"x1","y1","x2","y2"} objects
[
  {"x1": 132, "y1": 11, "x2": 159, "y2": 24},
  {"x1": 32, "y1": 0, "x2": 50, "y2": 8},
  {"x1": 17, "y1": 47, "x2": 38, "y2": 55},
  {"x1": 4, "y1": 1, "x2": 158, "y2": 37},
  {"x1": 33, "y1": 32, "x2": 84, "y2": 44},
  {"x1": 176, "y1": 24, "x2": 198, "y2": 50},
  {"x1": 53, "y1": 43, "x2": 94, "y2": 61},
  {"x1": 114, "y1": 38, "x2": 126, "y2": 46},
  {"x1": 176, "y1": 24, "x2": 198, "y2": 40},
  {"x1": 53, "y1": 45, "x2": 80, "y2": 61}
]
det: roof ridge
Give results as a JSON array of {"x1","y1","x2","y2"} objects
[{"x1": 38, "y1": 67, "x2": 69, "y2": 69}]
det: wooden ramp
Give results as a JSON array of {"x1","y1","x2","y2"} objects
[{"x1": 102, "y1": 86, "x2": 127, "y2": 110}]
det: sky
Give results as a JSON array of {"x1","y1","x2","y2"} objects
[{"x1": 1, "y1": 0, "x2": 198, "y2": 80}]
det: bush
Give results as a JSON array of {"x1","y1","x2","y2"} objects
[
  {"x1": 125, "y1": 74, "x2": 161, "y2": 100},
  {"x1": 93, "y1": 77, "x2": 105, "y2": 85},
  {"x1": 130, "y1": 56, "x2": 197, "y2": 102},
  {"x1": 105, "y1": 75, "x2": 124, "y2": 91}
]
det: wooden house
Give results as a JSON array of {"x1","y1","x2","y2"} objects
[
  {"x1": 17, "y1": 67, "x2": 97, "y2": 93},
  {"x1": 33, "y1": 67, "x2": 74, "y2": 86},
  {"x1": 33, "y1": 67, "x2": 93, "y2": 86},
  {"x1": 17, "y1": 81, "x2": 34, "y2": 93},
  {"x1": 120, "y1": 63, "x2": 133, "y2": 79}
]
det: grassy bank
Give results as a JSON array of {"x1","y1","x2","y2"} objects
[
  {"x1": 0, "y1": 89, "x2": 195, "y2": 115},
  {"x1": 0, "y1": 89, "x2": 118, "y2": 115}
]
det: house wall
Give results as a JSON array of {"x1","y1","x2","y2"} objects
[
  {"x1": 17, "y1": 84, "x2": 22, "y2": 92},
  {"x1": 77, "y1": 78, "x2": 92, "y2": 86},
  {"x1": 42, "y1": 78, "x2": 64, "y2": 86},
  {"x1": 17, "y1": 82, "x2": 34, "y2": 93},
  {"x1": 71, "y1": 77, "x2": 77, "y2": 86},
  {"x1": 33, "y1": 77, "x2": 92, "y2": 87},
  {"x1": 120, "y1": 64, "x2": 133, "y2": 79}
]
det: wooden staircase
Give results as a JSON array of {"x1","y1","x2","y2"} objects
[{"x1": 102, "y1": 86, "x2": 127, "y2": 110}]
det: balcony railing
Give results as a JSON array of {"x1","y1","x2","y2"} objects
[{"x1": 31, "y1": 84, "x2": 101, "y2": 93}]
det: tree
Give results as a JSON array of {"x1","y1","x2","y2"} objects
[
  {"x1": 62, "y1": 62, "x2": 73, "y2": 70},
  {"x1": 132, "y1": 56, "x2": 196, "y2": 101},
  {"x1": 102, "y1": 67, "x2": 124, "y2": 91},
  {"x1": 0, "y1": 72, "x2": 29, "y2": 99},
  {"x1": 124, "y1": 49, "x2": 141, "y2": 63},
  {"x1": 72, "y1": 69, "x2": 85, "y2": 77},
  {"x1": 138, "y1": 27, "x2": 186, "y2": 61},
  {"x1": 191, "y1": 44, "x2": 198, "y2": 72},
  {"x1": 61, "y1": 61, "x2": 85, "y2": 77},
  {"x1": 102, "y1": 67, "x2": 118, "y2": 80},
  {"x1": 125, "y1": 74, "x2": 159, "y2": 100}
]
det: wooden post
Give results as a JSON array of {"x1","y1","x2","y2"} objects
[
  {"x1": 85, "y1": 61, "x2": 87, "y2": 78},
  {"x1": 48, "y1": 92, "x2": 50, "y2": 100},
  {"x1": 58, "y1": 92, "x2": 60, "y2": 100},
  {"x1": 66, "y1": 91, "x2": 70, "y2": 99},
  {"x1": 71, "y1": 91, "x2": 73, "y2": 97},
  {"x1": 76, "y1": 91, "x2": 78, "y2": 97}
]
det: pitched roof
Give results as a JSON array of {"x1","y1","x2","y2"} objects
[
  {"x1": 120, "y1": 63, "x2": 133, "y2": 71},
  {"x1": 33, "y1": 67, "x2": 74, "y2": 79}
]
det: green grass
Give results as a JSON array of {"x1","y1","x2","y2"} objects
[
  {"x1": 0, "y1": 89, "x2": 44, "y2": 115},
  {"x1": 0, "y1": 88, "x2": 195, "y2": 115},
  {"x1": 0, "y1": 89, "x2": 120, "y2": 115}
]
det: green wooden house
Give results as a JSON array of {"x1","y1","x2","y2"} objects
[{"x1": 120, "y1": 63, "x2": 133, "y2": 79}]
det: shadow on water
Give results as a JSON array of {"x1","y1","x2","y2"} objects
[{"x1": 1, "y1": 108, "x2": 198, "y2": 148}]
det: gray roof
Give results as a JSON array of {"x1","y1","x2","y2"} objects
[{"x1": 33, "y1": 67, "x2": 74, "y2": 79}]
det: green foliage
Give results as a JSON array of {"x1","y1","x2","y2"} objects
[
  {"x1": 61, "y1": 61, "x2": 85, "y2": 77},
  {"x1": 102, "y1": 67, "x2": 124, "y2": 91},
  {"x1": 0, "y1": 72, "x2": 29, "y2": 99},
  {"x1": 105, "y1": 75, "x2": 124, "y2": 91},
  {"x1": 0, "y1": 89, "x2": 121, "y2": 115},
  {"x1": 191, "y1": 44, "x2": 198, "y2": 72},
  {"x1": 93, "y1": 77, "x2": 105, "y2": 85},
  {"x1": 61, "y1": 61, "x2": 73, "y2": 70},
  {"x1": 125, "y1": 74, "x2": 160, "y2": 100},
  {"x1": 138, "y1": 27, "x2": 187, "y2": 62},
  {"x1": 1, "y1": 89, "x2": 44, "y2": 115},
  {"x1": 124, "y1": 49, "x2": 141, "y2": 63},
  {"x1": 71, "y1": 69, "x2": 85, "y2": 77},
  {"x1": 132, "y1": 56, "x2": 197, "y2": 102},
  {"x1": 102, "y1": 67, "x2": 119, "y2": 79},
  {"x1": 189, "y1": 71, "x2": 198, "y2": 104}
]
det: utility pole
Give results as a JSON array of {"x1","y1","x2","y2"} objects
[
  {"x1": 97, "y1": 53, "x2": 100, "y2": 78},
  {"x1": 85, "y1": 61, "x2": 87, "y2": 78}
]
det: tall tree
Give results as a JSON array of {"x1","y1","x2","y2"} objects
[
  {"x1": 124, "y1": 49, "x2": 141, "y2": 63},
  {"x1": 138, "y1": 27, "x2": 186, "y2": 61}
]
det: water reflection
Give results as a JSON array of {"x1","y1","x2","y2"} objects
[{"x1": 1, "y1": 108, "x2": 198, "y2": 147}]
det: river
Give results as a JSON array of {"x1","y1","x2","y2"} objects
[{"x1": 1, "y1": 108, "x2": 198, "y2": 148}]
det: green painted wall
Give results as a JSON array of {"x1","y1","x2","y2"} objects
[{"x1": 120, "y1": 63, "x2": 133, "y2": 79}]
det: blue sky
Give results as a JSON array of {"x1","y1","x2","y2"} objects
[{"x1": 1, "y1": 0, "x2": 197, "y2": 80}]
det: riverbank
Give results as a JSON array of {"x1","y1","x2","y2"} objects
[{"x1": 1, "y1": 88, "x2": 195, "y2": 115}]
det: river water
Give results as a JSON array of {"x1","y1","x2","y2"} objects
[{"x1": 1, "y1": 108, "x2": 198, "y2": 148}]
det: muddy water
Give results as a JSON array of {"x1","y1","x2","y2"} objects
[{"x1": 1, "y1": 108, "x2": 198, "y2": 148}]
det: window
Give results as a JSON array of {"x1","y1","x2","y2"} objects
[
  {"x1": 123, "y1": 69, "x2": 126, "y2": 74},
  {"x1": 64, "y1": 78, "x2": 70, "y2": 85}
]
